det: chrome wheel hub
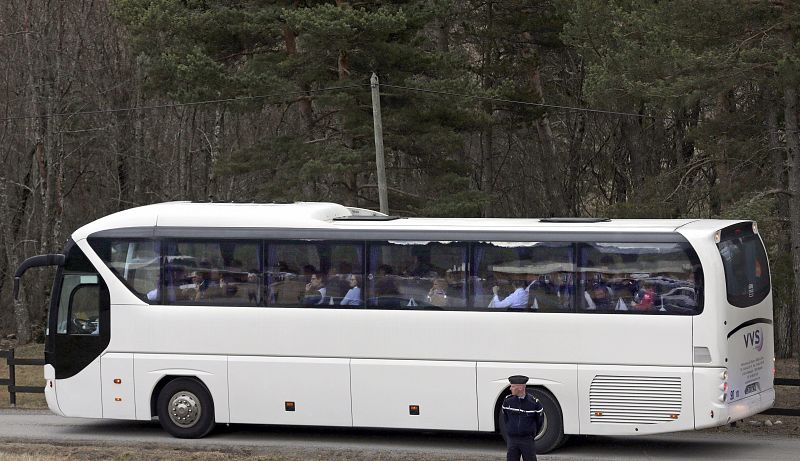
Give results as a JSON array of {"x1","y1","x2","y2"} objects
[{"x1": 168, "y1": 391, "x2": 202, "y2": 428}]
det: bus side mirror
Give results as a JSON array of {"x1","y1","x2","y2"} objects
[{"x1": 13, "y1": 254, "x2": 66, "y2": 301}]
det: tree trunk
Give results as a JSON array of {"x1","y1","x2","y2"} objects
[
  {"x1": 207, "y1": 106, "x2": 223, "y2": 201},
  {"x1": 783, "y1": 87, "x2": 800, "y2": 367},
  {"x1": 769, "y1": 103, "x2": 794, "y2": 358},
  {"x1": 282, "y1": 15, "x2": 314, "y2": 130},
  {"x1": 529, "y1": 47, "x2": 561, "y2": 216},
  {"x1": 437, "y1": 17, "x2": 449, "y2": 52},
  {"x1": 481, "y1": 124, "x2": 494, "y2": 218}
]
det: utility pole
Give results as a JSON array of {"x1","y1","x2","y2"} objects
[{"x1": 370, "y1": 72, "x2": 388, "y2": 214}]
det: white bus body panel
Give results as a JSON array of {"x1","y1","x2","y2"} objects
[
  {"x1": 350, "y1": 359, "x2": 477, "y2": 430},
  {"x1": 693, "y1": 367, "x2": 727, "y2": 429},
  {"x1": 108, "y1": 304, "x2": 693, "y2": 432},
  {"x1": 53, "y1": 358, "x2": 103, "y2": 418},
  {"x1": 476, "y1": 362, "x2": 578, "y2": 434},
  {"x1": 43, "y1": 364, "x2": 64, "y2": 416},
  {"x1": 133, "y1": 354, "x2": 229, "y2": 423},
  {"x1": 577, "y1": 365, "x2": 694, "y2": 435},
  {"x1": 228, "y1": 356, "x2": 351, "y2": 426},
  {"x1": 109, "y1": 307, "x2": 690, "y2": 368},
  {"x1": 101, "y1": 353, "x2": 136, "y2": 419}
]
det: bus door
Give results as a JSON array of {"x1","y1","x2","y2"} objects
[{"x1": 49, "y1": 241, "x2": 110, "y2": 418}]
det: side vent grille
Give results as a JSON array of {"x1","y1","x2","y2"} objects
[{"x1": 590, "y1": 375, "x2": 681, "y2": 424}]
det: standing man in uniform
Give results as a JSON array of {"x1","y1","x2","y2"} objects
[{"x1": 502, "y1": 375, "x2": 544, "y2": 461}]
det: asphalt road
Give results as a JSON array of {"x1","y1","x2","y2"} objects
[{"x1": 0, "y1": 409, "x2": 797, "y2": 460}]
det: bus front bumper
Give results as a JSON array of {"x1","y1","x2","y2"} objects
[{"x1": 43, "y1": 364, "x2": 64, "y2": 416}]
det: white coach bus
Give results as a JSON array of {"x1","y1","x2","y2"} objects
[{"x1": 13, "y1": 202, "x2": 774, "y2": 452}]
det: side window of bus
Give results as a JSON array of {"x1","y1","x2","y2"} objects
[
  {"x1": 265, "y1": 242, "x2": 364, "y2": 307},
  {"x1": 473, "y1": 242, "x2": 574, "y2": 311},
  {"x1": 163, "y1": 241, "x2": 261, "y2": 306},
  {"x1": 367, "y1": 242, "x2": 467, "y2": 310},
  {"x1": 578, "y1": 243, "x2": 701, "y2": 315},
  {"x1": 90, "y1": 239, "x2": 160, "y2": 302}
]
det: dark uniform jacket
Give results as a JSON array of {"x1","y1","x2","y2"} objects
[{"x1": 502, "y1": 393, "x2": 544, "y2": 437}]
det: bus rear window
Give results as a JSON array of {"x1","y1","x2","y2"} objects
[{"x1": 717, "y1": 224, "x2": 770, "y2": 307}]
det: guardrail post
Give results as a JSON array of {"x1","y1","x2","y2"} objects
[{"x1": 9, "y1": 348, "x2": 15, "y2": 408}]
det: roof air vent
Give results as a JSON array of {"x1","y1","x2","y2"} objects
[
  {"x1": 540, "y1": 217, "x2": 611, "y2": 223},
  {"x1": 333, "y1": 215, "x2": 402, "y2": 221}
]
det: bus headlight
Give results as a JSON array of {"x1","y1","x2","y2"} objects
[
  {"x1": 719, "y1": 370, "x2": 728, "y2": 381},
  {"x1": 719, "y1": 393, "x2": 726, "y2": 402}
]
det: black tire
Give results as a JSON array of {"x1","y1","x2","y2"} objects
[
  {"x1": 157, "y1": 377, "x2": 216, "y2": 438},
  {"x1": 497, "y1": 387, "x2": 566, "y2": 454}
]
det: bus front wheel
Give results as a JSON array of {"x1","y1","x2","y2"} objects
[
  {"x1": 157, "y1": 377, "x2": 216, "y2": 438},
  {"x1": 497, "y1": 387, "x2": 567, "y2": 454}
]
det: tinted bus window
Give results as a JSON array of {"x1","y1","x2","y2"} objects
[
  {"x1": 717, "y1": 226, "x2": 770, "y2": 307},
  {"x1": 579, "y1": 242, "x2": 702, "y2": 314},
  {"x1": 164, "y1": 241, "x2": 261, "y2": 306},
  {"x1": 57, "y1": 243, "x2": 107, "y2": 335},
  {"x1": 90, "y1": 239, "x2": 160, "y2": 303},
  {"x1": 367, "y1": 242, "x2": 467, "y2": 309},
  {"x1": 265, "y1": 242, "x2": 364, "y2": 307},
  {"x1": 473, "y1": 242, "x2": 574, "y2": 311}
]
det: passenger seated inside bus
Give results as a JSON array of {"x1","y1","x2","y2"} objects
[
  {"x1": 632, "y1": 281, "x2": 657, "y2": 311},
  {"x1": 489, "y1": 279, "x2": 529, "y2": 309},
  {"x1": 187, "y1": 270, "x2": 210, "y2": 302},
  {"x1": 609, "y1": 278, "x2": 636, "y2": 311},
  {"x1": 427, "y1": 278, "x2": 449, "y2": 307},
  {"x1": 340, "y1": 274, "x2": 362, "y2": 306},
  {"x1": 370, "y1": 273, "x2": 401, "y2": 307},
  {"x1": 548, "y1": 272, "x2": 572, "y2": 310},
  {"x1": 304, "y1": 272, "x2": 327, "y2": 305},
  {"x1": 326, "y1": 262, "x2": 354, "y2": 301},
  {"x1": 584, "y1": 281, "x2": 612, "y2": 310}
]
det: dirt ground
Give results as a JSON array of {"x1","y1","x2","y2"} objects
[{"x1": 0, "y1": 441, "x2": 493, "y2": 461}]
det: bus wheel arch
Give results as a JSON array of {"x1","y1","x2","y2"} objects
[
  {"x1": 494, "y1": 385, "x2": 568, "y2": 454},
  {"x1": 152, "y1": 375, "x2": 216, "y2": 438}
]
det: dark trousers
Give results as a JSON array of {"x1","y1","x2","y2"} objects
[{"x1": 506, "y1": 435, "x2": 536, "y2": 461}]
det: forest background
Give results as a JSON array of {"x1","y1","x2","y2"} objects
[{"x1": 1, "y1": 0, "x2": 799, "y2": 360}]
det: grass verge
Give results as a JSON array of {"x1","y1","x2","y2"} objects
[{"x1": 0, "y1": 343, "x2": 47, "y2": 409}]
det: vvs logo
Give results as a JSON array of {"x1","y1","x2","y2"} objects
[{"x1": 743, "y1": 329, "x2": 763, "y2": 352}]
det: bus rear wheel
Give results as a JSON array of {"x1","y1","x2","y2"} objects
[
  {"x1": 157, "y1": 377, "x2": 215, "y2": 438},
  {"x1": 497, "y1": 387, "x2": 567, "y2": 454}
]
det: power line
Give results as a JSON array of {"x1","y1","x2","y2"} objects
[
  {"x1": 0, "y1": 84, "x2": 370, "y2": 123},
  {"x1": 0, "y1": 78, "x2": 774, "y2": 129},
  {"x1": 379, "y1": 83, "x2": 654, "y2": 120},
  {"x1": 381, "y1": 83, "x2": 781, "y2": 130}
]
